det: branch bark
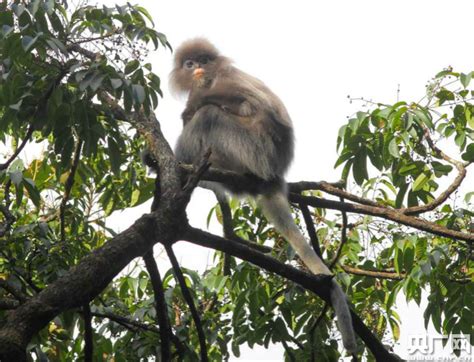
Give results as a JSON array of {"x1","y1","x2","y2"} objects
[
  {"x1": 165, "y1": 245, "x2": 208, "y2": 362},
  {"x1": 290, "y1": 193, "x2": 473, "y2": 243},
  {"x1": 182, "y1": 226, "x2": 401, "y2": 361},
  {"x1": 143, "y1": 252, "x2": 172, "y2": 361}
]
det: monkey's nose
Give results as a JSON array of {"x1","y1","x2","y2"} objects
[{"x1": 193, "y1": 68, "x2": 205, "y2": 79}]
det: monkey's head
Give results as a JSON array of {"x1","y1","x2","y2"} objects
[{"x1": 170, "y1": 38, "x2": 230, "y2": 95}]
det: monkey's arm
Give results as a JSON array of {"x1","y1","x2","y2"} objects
[{"x1": 182, "y1": 94, "x2": 257, "y2": 125}]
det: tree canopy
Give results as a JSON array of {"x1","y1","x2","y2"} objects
[{"x1": 0, "y1": 1, "x2": 472, "y2": 361}]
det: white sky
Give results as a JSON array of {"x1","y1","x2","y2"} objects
[{"x1": 102, "y1": 0, "x2": 474, "y2": 360}]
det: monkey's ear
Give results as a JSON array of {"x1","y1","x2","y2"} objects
[{"x1": 141, "y1": 149, "x2": 159, "y2": 173}]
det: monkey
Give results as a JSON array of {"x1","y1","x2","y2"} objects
[{"x1": 168, "y1": 38, "x2": 357, "y2": 356}]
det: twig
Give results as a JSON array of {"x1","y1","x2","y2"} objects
[
  {"x1": 165, "y1": 244, "x2": 208, "y2": 362},
  {"x1": 402, "y1": 127, "x2": 469, "y2": 215},
  {"x1": 215, "y1": 194, "x2": 234, "y2": 275},
  {"x1": 182, "y1": 150, "x2": 211, "y2": 194},
  {"x1": 82, "y1": 304, "x2": 93, "y2": 362},
  {"x1": 59, "y1": 140, "x2": 83, "y2": 242},
  {"x1": 281, "y1": 339, "x2": 296, "y2": 362},
  {"x1": 329, "y1": 197, "x2": 348, "y2": 269},
  {"x1": 0, "y1": 280, "x2": 28, "y2": 303},
  {"x1": 298, "y1": 202, "x2": 322, "y2": 257},
  {"x1": 92, "y1": 311, "x2": 159, "y2": 333},
  {"x1": 143, "y1": 252, "x2": 172, "y2": 361},
  {"x1": 342, "y1": 265, "x2": 471, "y2": 283},
  {"x1": 0, "y1": 204, "x2": 15, "y2": 238},
  {"x1": 0, "y1": 124, "x2": 34, "y2": 171}
]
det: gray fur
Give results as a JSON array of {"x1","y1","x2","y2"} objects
[{"x1": 172, "y1": 38, "x2": 357, "y2": 355}]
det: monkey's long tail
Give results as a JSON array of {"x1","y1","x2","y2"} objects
[{"x1": 259, "y1": 191, "x2": 357, "y2": 354}]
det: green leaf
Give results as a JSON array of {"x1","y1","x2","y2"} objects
[
  {"x1": 9, "y1": 170, "x2": 23, "y2": 186},
  {"x1": 124, "y1": 60, "x2": 140, "y2": 74},
  {"x1": 412, "y1": 109, "x2": 434, "y2": 129},
  {"x1": 352, "y1": 148, "x2": 368, "y2": 185},
  {"x1": 110, "y1": 78, "x2": 122, "y2": 89},
  {"x1": 22, "y1": 35, "x2": 40, "y2": 51},
  {"x1": 466, "y1": 106, "x2": 474, "y2": 129},
  {"x1": 132, "y1": 84, "x2": 145, "y2": 104},
  {"x1": 460, "y1": 72, "x2": 472, "y2": 88},
  {"x1": 412, "y1": 171, "x2": 430, "y2": 192},
  {"x1": 403, "y1": 246, "x2": 415, "y2": 273},
  {"x1": 395, "y1": 183, "x2": 408, "y2": 208},
  {"x1": 431, "y1": 161, "x2": 453, "y2": 177},
  {"x1": 23, "y1": 178, "x2": 41, "y2": 208},
  {"x1": 30, "y1": 0, "x2": 41, "y2": 16},
  {"x1": 388, "y1": 138, "x2": 400, "y2": 158},
  {"x1": 107, "y1": 137, "x2": 122, "y2": 175},
  {"x1": 435, "y1": 89, "x2": 455, "y2": 105},
  {"x1": 461, "y1": 143, "x2": 474, "y2": 162}
]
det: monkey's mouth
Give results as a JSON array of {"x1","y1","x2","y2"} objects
[{"x1": 193, "y1": 68, "x2": 205, "y2": 80}]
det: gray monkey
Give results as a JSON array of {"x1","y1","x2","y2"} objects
[{"x1": 170, "y1": 38, "x2": 357, "y2": 355}]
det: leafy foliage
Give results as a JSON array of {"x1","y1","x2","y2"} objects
[{"x1": 0, "y1": 1, "x2": 472, "y2": 361}]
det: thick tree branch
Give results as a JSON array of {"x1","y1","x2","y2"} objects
[
  {"x1": 290, "y1": 193, "x2": 474, "y2": 243},
  {"x1": 180, "y1": 163, "x2": 473, "y2": 243},
  {"x1": 182, "y1": 227, "x2": 401, "y2": 361},
  {"x1": 0, "y1": 102, "x2": 185, "y2": 359},
  {"x1": 290, "y1": 181, "x2": 381, "y2": 209}
]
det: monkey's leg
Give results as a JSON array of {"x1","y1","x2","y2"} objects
[{"x1": 258, "y1": 191, "x2": 357, "y2": 354}]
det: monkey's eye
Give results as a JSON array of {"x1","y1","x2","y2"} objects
[
  {"x1": 200, "y1": 56, "x2": 209, "y2": 65},
  {"x1": 184, "y1": 60, "x2": 194, "y2": 69}
]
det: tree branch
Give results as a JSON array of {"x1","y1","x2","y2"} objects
[
  {"x1": 0, "y1": 204, "x2": 15, "y2": 238},
  {"x1": 0, "y1": 279, "x2": 28, "y2": 303},
  {"x1": 290, "y1": 193, "x2": 474, "y2": 243},
  {"x1": 298, "y1": 202, "x2": 322, "y2": 257},
  {"x1": 82, "y1": 304, "x2": 93, "y2": 362},
  {"x1": 165, "y1": 245, "x2": 208, "y2": 362},
  {"x1": 182, "y1": 227, "x2": 401, "y2": 361},
  {"x1": 143, "y1": 252, "x2": 172, "y2": 361},
  {"x1": 0, "y1": 103, "x2": 186, "y2": 359},
  {"x1": 401, "y1": 127, "x2": 470, "y2": 215},
  {"x1": 329, "y1": 197, "x2": 348, "y2": 269},
  {"x1": 180, "y1": 163, "x2": 473, "y2": 242},
  {"x1": 60, "y1": 139, "x2": 83, "y2": 242},
  {"x1": 0, "y1": 298, "x2": 19, "y2": 310},
  {"x1": 0, "y1": 125, "x2": 34, "y2": 172}
]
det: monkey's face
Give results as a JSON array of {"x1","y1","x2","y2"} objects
[
  {"x1": 170, "y1": 38, "x2": 226, "y2": 95},
  {"x1": 181, "y1": 54, "x2": 216, "y2": 89}
]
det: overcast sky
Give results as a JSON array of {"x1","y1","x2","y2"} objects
[{"x1": 103, "y1": 1, "x2": 474, "y2": 360}]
